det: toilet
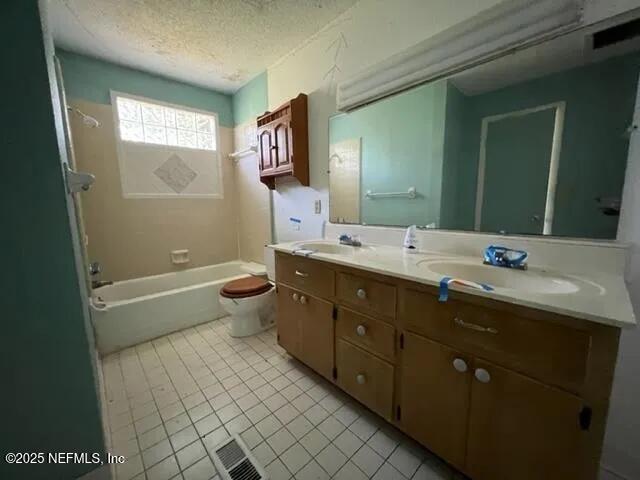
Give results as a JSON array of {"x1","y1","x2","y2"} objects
[{"x1": 219, "y1": 276, "x2": 275, "y2": 337}]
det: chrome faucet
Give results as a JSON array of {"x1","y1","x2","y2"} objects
[
  {"x1": 339, "y1": 234, "x2": 362, "y2": 247},
  {"x1": 89, "y1": 261, "x2": 113, "y2": 289},
  {"x1": 89, "y1": 261, "x2": 102, "y2": 276}
]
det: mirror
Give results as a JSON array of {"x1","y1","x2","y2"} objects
[{"x1": 329, "y1": 26, "x2": 640, "y2": 239}]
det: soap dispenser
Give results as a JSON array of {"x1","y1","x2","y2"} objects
[{"x1": 403, "y1": 225, "x2": 419, "y2": 253}]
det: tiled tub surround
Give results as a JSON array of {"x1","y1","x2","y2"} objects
[{"x1": 103, "y1": 317, "x2": 454, "y2": 480}]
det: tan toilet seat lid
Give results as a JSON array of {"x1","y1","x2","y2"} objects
[{"x1": 221, "y1": 277, "x2": 272, "y2": 298}]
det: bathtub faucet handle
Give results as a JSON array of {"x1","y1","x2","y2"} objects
[{"x1": 89, "y1": 261, "x2": 102, "y2": 276}]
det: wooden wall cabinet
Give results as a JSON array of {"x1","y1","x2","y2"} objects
[
  {"x1": 274, "y1": 251, "x2": 620, "y2": 480},
  {"x1": 257, "y1": 94, "x2": 309, "y2": 190}
]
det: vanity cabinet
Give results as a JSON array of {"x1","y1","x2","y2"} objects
[
  {"x1": 336, "y1": 272, "x2": 397, "y2": 320},
  {"x1": 465, "y1": 358, "x2": 586, "y2": 480},
  {"x1": 274, "y1": 251, "x2": 619, "y2": 480},
  {"x1": 275, "y1": 284, "x2": 301, "y2": 357},
  {"x1": 257, "y1": 94, "x2": 309, "y2": 190},
  {"x1": 399, "y1": 332, "x2": 471, "y2": 469},
  {"x1": 335, "y1": 307, "x2": 395, "y2": 362},
  {"x1": 399, "y1": 329, "x2": 589, "y2": 479},
  {"x1": 276, "y1": 283, "x2": 334, "y2": 380},
  {"x1": 336, "y1": 338, "x2": 395, "y2": 420}
]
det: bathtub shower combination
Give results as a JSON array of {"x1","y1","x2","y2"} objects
[{"x1": 91, "y1": 261, "x2": 273, "y2": 354}]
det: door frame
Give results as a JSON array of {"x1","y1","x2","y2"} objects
[{"x1": 474, "y1": 101, "x2": 566, "y2": 235}]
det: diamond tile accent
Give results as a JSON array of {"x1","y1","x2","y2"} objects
[{"x1": 154, "y1": 154, "x2": 197, "y2": 193}]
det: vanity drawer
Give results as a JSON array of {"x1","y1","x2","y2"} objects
[
  {"x1": 336, "y1": 272, "x2": 396, "y2": 320},
  {"x1": 276, "y1": 253, "x2": 335, "y2": 298},
  {"x1": 401, "y1": 288, "x2": 590, "y2": 393},
  {"x1": 336, "y1": 307, "x2": 396, "y2": 362},
  {"x1": 336, "y1": 338, "x2": 394, "y2": 420}
]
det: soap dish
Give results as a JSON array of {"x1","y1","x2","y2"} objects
[{"x1": 170, "y1": 249, "x2": 190, "y2": 265}]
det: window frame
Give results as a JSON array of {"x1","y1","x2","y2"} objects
[{"x1": 110, "y1": 90, "x2": 223, "y2": 199}]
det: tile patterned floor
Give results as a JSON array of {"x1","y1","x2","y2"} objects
[{"x1": 103, "y1": 317, "x2": 462, "y2": 480}]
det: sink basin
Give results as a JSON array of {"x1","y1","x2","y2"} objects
[
  {"x1": 293, "y1": 241, "x2": 374, "y2": 256},
  {"x1": 418, "y1": 259, "x2": 601, "y2": 295}
]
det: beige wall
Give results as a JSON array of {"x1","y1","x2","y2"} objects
[
  {"x1": 69, "y1": 99, "x2": 239, "y2": 281},
  {"x1": 233, "y1": 119, "x2": 272, "y2": 263}
]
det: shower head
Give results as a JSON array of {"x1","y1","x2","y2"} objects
[
  {"x1": 67, "y1": 107, "x2": 100, "y2": 128},
  {"x1": 82, "y1": 115, "x2": 100, "y2": 128}
]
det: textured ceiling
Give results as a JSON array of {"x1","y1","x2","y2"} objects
[{"x1": 49, "y1": 0, "x2": 358, "y2": 93}]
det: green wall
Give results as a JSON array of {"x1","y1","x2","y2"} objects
[
  {"x1": 232, "y1": 71, "x2": 268, "y2": 126},
  {"x1": 441, "y1": 81, "x2": 467, "y2": 229},
  {"x1": 453, "y1": 53, "x2": 638, "y2": 238},
  {"x1": 330, "y1": 81, "x2": 448, "y2": 227},
  {"x1": 57, "y1": 49, "x2": 234, "y2": 127},
  {"x1": 1, "y1": 2, "x2": 105, "y2": 479},
  {"x1": 329, "y1": 53, "x2": 637, "y2": 238}
]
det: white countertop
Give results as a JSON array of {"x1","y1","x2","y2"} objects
[{"x1": 269, "y1": 240, "x2": 636, "y2": 329}]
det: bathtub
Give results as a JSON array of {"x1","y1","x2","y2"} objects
[{"x1": 91, "y1": 261, "x2": 267, "y2": 354}]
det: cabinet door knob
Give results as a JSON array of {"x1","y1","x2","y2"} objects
[
  {"x1": 299, "y1": 295, "x2": 307, "y2": 305},
  {"x1": 356, "y1": 325, "x2": 367, "y2": 337},
  {"x1": 475, "y1": 368, "x2": 491, "y2": 383},
  {"x1": 292, "y1": 293, "x2": 299, "y2": 302},
  {"x1": 295, "y1": 270, "x2": 309, "y2": 278},
  {"x1": 452, "y1": 358, "x2": 468, "y2": 373},
  {"x1": 356, "y1": 288, "x2": 367, "y2": 299},
  {"x1": 356, "y1": 373, "x2": 366, "y2": 385}
]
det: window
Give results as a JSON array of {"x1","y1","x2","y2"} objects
[
  {"x1": 111, "y1": 92, "x2": 222, "y2": 199},
  {"x1": 115, "y1": 95, "x2": 217, "y2": 151}
]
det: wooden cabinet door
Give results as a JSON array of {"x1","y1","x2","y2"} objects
[
  {"x1": 466, "y1": 358, "x2": 588, "y2": 480},
  {"x1": 275, "y1": 252, "x2": 335, "y2": 298},
  {"x1": 258, "y1": 127, "x2": 274, "y2": 173},
  {"x1": 336, "y1": 307, "x2": 395, "y2": 362},
  {"x1": 299, "y1": 293, "x2": 334, "y2": 380},
  {"x1": 336, "y1": 339, "x2": 394, "y2": 420},
  {"x1": 276, "y1": 283, "x2": 333, "y2": 380},
  {"x1": 399, "y1": 332, "x2": 471, "y2": 469},
  {"x1": 276, "y1": 284, "x2": 301, "y2": 357},
  {"x1": 273, "y1": 120, "x2": 292, "y2": 171}
]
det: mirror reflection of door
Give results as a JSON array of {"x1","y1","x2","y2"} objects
[
  {"x1": 329, "y1": 138, "x2": 361, "y2": 224},
  {"x1": 475, "y1": 103, "x2": 564, "y2": 235}
]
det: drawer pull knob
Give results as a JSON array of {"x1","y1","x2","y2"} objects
[
  {"x1": 356, "y1": 373, "x2": 366, "y2": 385},
  {"x1": 454, "y1": 317, "x2": 498, "y2": 334},
  {"x1": 452, "y1": 358, "x2": 468, "y2": 373},
  {"x1": 356, "y1": 325, "x2": 367, "y2": 336},
  {"x1": 299, "y1": 295, "x2": 307, "y2": 305},
  {"x1": 356, "y1": 288, "x2": 367, "y2": 299},
  {"x1": 295, "y1": 270, "x2": 309, "y2": 278},
  {"x1": 475, "y1": 368, "x2": 491, "y2": 383},
  {"x1": 292, "y1": 293, "x2": 299, "y2": 302}
]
